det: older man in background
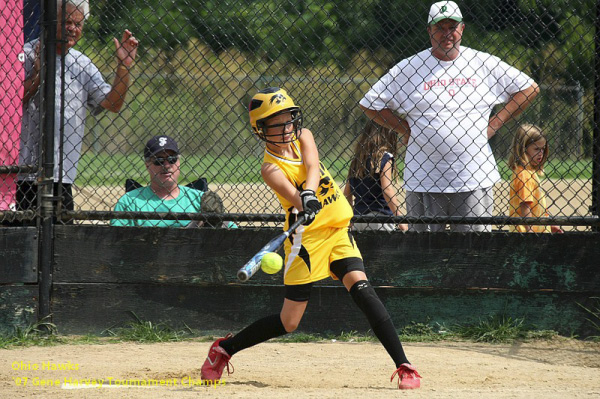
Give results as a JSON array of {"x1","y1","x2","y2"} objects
[{"x1": 17, "y1": 0, "x2": 139, "y2": 217}]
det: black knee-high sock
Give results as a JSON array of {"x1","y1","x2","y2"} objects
[
  {"x1": 349, "y1": 280, "x2": 409, "y2": 367},
  {"x1": 219, "y1": 314, "x2": 287, "y2": 357}
]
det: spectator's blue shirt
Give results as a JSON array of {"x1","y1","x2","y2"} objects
[
  {"x1": 111, "y1": 185, "x2": 203, "y2": 227},
  {"x1": 349, "y1": 152, "x2": 394, "y2": 216}
]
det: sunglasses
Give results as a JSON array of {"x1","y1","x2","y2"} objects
[{"x1": 151, "y1": 155, "x2": 179, "y2": 166}]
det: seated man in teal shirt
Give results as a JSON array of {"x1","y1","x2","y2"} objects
[{"x1": 111, "y1": 135, "x2": 203, "y2": 227}]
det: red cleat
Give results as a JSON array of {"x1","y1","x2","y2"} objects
[
  {"x1": 390, "y1": 363, "x2": 421, "y2": 389},
  {"x1": 201, "y1": 334, "x2": 234, "y2": 381}
]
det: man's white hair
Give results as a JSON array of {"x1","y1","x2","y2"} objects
[{"x1": 58, "y1": 0, "x2": 90, "y2": 20}]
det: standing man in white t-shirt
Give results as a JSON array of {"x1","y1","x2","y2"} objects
[{"x1": 359, "y1": 1, "x2": 539, "y2": 232}]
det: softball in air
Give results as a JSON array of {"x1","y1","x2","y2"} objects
[{"x1": 261, "y1": 252, "x2": 283, "y2": 274}]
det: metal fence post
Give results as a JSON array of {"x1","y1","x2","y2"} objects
[
  {"x1": 592, "y1": 0, "x2": 600, "y2": 230},
  {"x1": 39, "y1": 0, "x2": 57, "y2": 323}
]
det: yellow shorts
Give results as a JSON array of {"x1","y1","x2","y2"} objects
[{"x1": 283, "y1": 226, "x2": 362, "y2": 285}]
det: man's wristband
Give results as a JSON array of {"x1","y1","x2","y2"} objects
[{"x1": 117, "y1": 64, "x2": 131, "y2": 72}]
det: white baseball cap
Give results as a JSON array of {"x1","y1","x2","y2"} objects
[{"x1": 428, "y1": 1, "x2": 463, "y2": 25}]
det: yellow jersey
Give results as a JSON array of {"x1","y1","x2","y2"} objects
[
  {"x1": 262, "y1": 138, "x2": 353, "y2": 232},
  {"x1": 508, "y1": 166, "x2": 550, "y2": 233}
]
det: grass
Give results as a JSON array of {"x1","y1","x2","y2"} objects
[
  {"x1": 75, "y1": 152, "x2": 593, "y2": 187},
  {"x1": 399, "y1": 322, "x2": 450, "y2": 342},
  {"x1": 452, "y1": 314, "x2": 561, "y2": 343},
  {"x1": 273, "y1": 323, "x2": 447, "y2": 344},
  {"x1": 103, "y1": 313, "x2": 195, "y2": 343},
  {"x1": 455, "y1": 314, "x2": 527, "y2": 343},
  {"x1": 337, "y1": 330, "x2": 378, "y2": 342},
  {"x1": 0, "y1": 317, "x2": 61, "y2": 349},
  {"x1": 0, "y1": 315, "x2": 564, "y2": 349},
  {"x1": 70, "y1": 39, "x2": 593, "y2": 191},
  {"x1": 274, "y1": 319, "x2": 557, "y2": 344},
  {"x1": 65, "y1": 334, "x2": 105, "y2": 345},
  {"x1": 275, "y1": 332, "x2": 328, "y2": 343},
  {"x1": 578, "y1": 297, "x2": 600, "y2": 342},
  {"x1": 497, "y1": 159, "x2": 593, "y2": 181},
  {"x1": 75, "y1": 153, "x2": 355, "y2": 186}
]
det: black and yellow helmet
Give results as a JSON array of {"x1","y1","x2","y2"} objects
[{"x1": 248, "y1": 87, "x2": 303, "y2": 143}]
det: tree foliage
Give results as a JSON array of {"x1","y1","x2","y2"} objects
[{"x1": 87, "y1": 0, "x2": 595, "y2": 87}]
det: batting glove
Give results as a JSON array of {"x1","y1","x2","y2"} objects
[
  {"x1": 298, "y1": 210, "x2": 315, "y2": 225},
  {"x1": 300, "y1": 189, "x2": 321, "y2": 214},
  {"x1": 299, "y1": 189, "x2": 322, "y2": 226}
]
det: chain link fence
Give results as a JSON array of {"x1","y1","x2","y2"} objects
[{"x1": 1, "y1": 0, "x2": 599, "y2": 232}]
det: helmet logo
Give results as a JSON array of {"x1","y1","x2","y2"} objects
[
  {"x1": 270, "y1": 93, "x2": 286, "y2": 105},
  {"x1": 441, "y1": 5, "x2": 447, "y2": 13}
]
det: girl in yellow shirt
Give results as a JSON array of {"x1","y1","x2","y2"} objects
[{"x1": 508, "y1": 124, "x2": 563, "y2": 233}]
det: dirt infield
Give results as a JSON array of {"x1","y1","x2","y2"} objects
[
  {"x1": 1, "y1": 339, "x2": 599, "y2": 398},
  {"x1": 75, "y1": 179, "x2": 592, "y2": 230}
]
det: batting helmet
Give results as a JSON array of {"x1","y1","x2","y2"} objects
[{"x1": 248, "y1": 87, "x2": 303, "y2": 143}]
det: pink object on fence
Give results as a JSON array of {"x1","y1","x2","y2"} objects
[{"x1": 0, "y1": 0, "x2": 24, "y2": 210}]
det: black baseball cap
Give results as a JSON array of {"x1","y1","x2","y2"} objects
[{"x1": 144, "y1": 135, "x2": 180, "y2": 159}]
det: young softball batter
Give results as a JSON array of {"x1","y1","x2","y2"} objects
[{"x1": 201, "y1": 87, "x2": 421, "y2": 389}]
